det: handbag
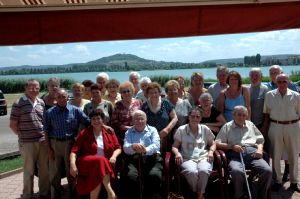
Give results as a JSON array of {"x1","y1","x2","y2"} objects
[{"x1": 168, "y1": 192, "x2": 184, "y2": 199}]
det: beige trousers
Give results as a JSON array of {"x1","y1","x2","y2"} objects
[{"x1": 19, "y1": 141, "x2": 50, "y2": 199}]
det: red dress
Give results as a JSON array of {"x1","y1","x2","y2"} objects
[{"x1": 71, "y1": 126, "x2": 121, "y2": 195}]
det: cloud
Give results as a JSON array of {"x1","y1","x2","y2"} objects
[
  {"x1": 8, "y1": 46, "x2": 19, "y2": 52},
  {"x1": 27, "y1": 54, "x2": 41, "y2": 59},
  {"x1": 73, "y1": 44, "x2": 89, "y2": 54},
  {"x1": 49, "y1": 46, "x2": 64, "y2": 54}
]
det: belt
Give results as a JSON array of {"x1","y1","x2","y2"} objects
[
  {"x1": 270, "y1": 119, "x2": 299, "y2": 125},
  {"x1": 50, "y1": 137, "x2": 74, "y2": 141}
]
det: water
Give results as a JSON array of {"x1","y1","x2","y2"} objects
[{"x1": 0, "y1": 65, "x2": 299, "y2": 83}]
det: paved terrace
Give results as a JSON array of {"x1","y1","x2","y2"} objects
[{"x1": 0, "y1": 160, "x2": 300, "y2": 199}]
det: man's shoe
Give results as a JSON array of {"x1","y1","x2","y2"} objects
[
  {"x1": 289, "y1": 183, "x2": 300, "y2": 192},
  {"x1": 271, "y1": 183, "x2": 282, "y2": 192}
]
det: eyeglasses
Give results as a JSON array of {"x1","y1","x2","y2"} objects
[
  {"x1": 277, "y1": 80, "x2": 288, "y2": 84},
  {"x1": 121, "y1": 89, "x2": 131, "y2": 94},
  {"x1": 189, "y1": 115, "x2": 201, "y2": 119}
]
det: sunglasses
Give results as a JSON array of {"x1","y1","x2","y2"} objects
[{"x1": 121, "y1": 89, "x2": 131, "y2": 94}]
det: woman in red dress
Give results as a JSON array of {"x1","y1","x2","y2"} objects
[{"x1": 69, "y1": 109, "x2": 121, "y2": 199}]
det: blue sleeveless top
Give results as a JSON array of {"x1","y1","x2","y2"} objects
[{"x1": 224, "y1": 90, "x2": 245, "y2": 122}]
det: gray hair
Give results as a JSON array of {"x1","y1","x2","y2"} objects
[
  {"x1": 249, "y1": 67, "x2": 263, "y2": 77},
  {"x1": 129, "y1": 71, "x2": 141, "y2": 79},
  {"x1": 269, "y1": 65, "x2": 282, "y2": 73},
  {"x1": 275, "y1": 73, "x2": 289, "y2": 81},
  {"x1": 199, "y1": 93, "x2": 213, "y2": 103},
  {"x1": 139, "y1": 77, "x2": 152, "y2": 85},
  {"x1": 216, "y1": 65, "x2": 229, "y2": 75},
  {"x1": 132, "y1": 110, "x2": 147, "y2": 120},
  {"x1": 232, "y1": 105, "x2": 248, "y2": 115},
  {"x1": 96, "y1": 72, "x2": 109, "y2": 80}
]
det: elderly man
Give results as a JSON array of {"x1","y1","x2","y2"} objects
[
  {"x1": 216, "y1": 106, "x2": 272, "y2": 199},
  {"x1": 263, "y1": 73, "x2": 300, "y2": 192},
  {"x1": 96, "y1": 72, "x2": 109, "y2": 96},
  {"x1": 123, "y1": 110, "x2": 162, "y2": 199},
  {"x1": 208, "y1": 65, "x2": 229, "y2": 107},
  {"x1": 10, "y1": 79, "x2": 50, "y2": 199},
  {"x1": 248, "y1": 68, "x2": 269, "y2": 129},
  {"x1": 266, "y1": 65, "x2": 297, "y2": 91},
  {"x1": 44, "y1": 88, "x2": 90, "y2": 199}
]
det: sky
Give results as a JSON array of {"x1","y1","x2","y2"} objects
[{"x1": 0, "y1": 28, "x2": 300, "y2": 67}]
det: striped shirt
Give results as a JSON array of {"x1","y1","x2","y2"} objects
[
  {"x1": 44, "y1": 104, "x2": 90, "y2": 139},
  {"x1": 10, "y1": 95, "x2": 45, "y2": 143}
]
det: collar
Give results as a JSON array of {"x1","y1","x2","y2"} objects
[
  {"x1": 232, "y1": 120, "x2": 247, "y2": 128},
  {"x1": 22, "y1": 95, "x2": 39, "y2": 107},
  {"x1": 274, "y1": 88, "x2": 293, "y2": 96},
  {"x1": 134, "y1": 124, "x2": 151, "y2": 134},
  {"x1": 185, "y1": 124, "x2": 201, "y2": 136}
]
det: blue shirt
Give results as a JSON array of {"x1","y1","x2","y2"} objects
[
  {"x1": 266, "y1": 81, "x2": 297, "y2": 91},
  {"x1": 123, "y1": 125, "x2": 160, "y2": 156},
  {"x1": 44, "y1": 104, "x2": 90, "y2": 139}
]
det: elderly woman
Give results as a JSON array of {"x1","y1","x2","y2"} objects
[
  {"x1": 165, "y1": 80, "x2": 192, "y2": 128},
  {"x1": 96, "y1": 72, "x2": 110, "y2": 96},
  {"x1": 136, "y1": 77, "x2": 152, "y2": 103},
  {"x1": 123, "y1": 110, "x2": 162, "y2": 199},
  {"x1": 42, "y1": 77, "x2": 60, "y2": 110},
  {"x1": 111, "y1": 81, "x2": 142, "y2": 143},
  {"x1": 218, "y1": 71, "x2": 251, "y2": 122},
  {"x1": 69, "y1": 83, "x2": 90, "y2": 110},
  {"x1": 187, "y1": 72, "x2": 208, "y2": 107},
  {"x1": 102, "y1": 79, "x2": 121, "y2": 107},
  {"x1": 175, "y1": 76, "x2": 188, "y2": 99},
  {"x1": 199, "y1": 93, "x2": 226, "y2": 135},
  {"x1": 70, "y1": 109, "x2": 121, "y2": 199},
  {"x1": 141, "y1": 82, "x2": 178, "y2": 153},
  {"x1": 172, "y1": 107, "x2": 216, "y2": 199},
  {"x1": 129, "y1": 71, "x2": 141, "y2": 97},
  {"x1": 84, "y1": 83, "x2": 113, "y2": 125}
]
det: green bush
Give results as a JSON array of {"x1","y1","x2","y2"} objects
[{"x1": 0, "y1": 78, "x2": 76, "y2": 94}]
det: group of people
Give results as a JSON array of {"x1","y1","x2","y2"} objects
[{"x1": 9, "y1": 65, "x2": 300, "y2": 199}]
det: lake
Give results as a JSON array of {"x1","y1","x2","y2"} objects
[{"x1": 0, "y1": 65, "x2": 299, "y2": 83}]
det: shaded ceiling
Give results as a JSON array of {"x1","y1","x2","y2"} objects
[{"x1": 0, "y1": 0, "x2": 300, "y2": 45}]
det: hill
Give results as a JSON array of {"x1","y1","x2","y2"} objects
[{"x1": 0, "y1": 53, "x2": 300, "y2": 75}]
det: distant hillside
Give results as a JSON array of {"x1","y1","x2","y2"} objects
[{"x1": 0, "y1": 53, "x2": 300, "y2": 75}]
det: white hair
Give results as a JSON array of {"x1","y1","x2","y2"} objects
[
  {"x1": 232, "y1": 105, "x2": 248, "y2": 115},
  {"x1": 96, "y1": 72, "x2": 109, "y2": 80},
  {"x1": 199, "y1": 93, "x2": 213, "y2": 103},
  {"x1": 269, "y1": 65, "x2": 282, "y2": 73},
  {"x1": 249, "y1": 67, "x2": 262, "y2": 76},
  {"x1": 129, "y1": 71, "x2": 141, "y2": 79},
  {"x1": 132, "y1": 110, "x2": 147, "y2": 120},
  {"x1": 139, "y1": 77, "x2": 152, "y2": 85}
]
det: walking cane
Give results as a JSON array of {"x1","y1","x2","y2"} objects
[
  {"x1": 239, "y1": 152, "x2": 252, "y2": 199},
  {"x1": 138, "y1": 153, "x2": 143, "y2": 199}
]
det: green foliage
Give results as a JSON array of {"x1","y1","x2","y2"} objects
[
  {"x1": 244, "y1": 54, "x2": 261, "y2": 66},
  {"x1": 0, "y1": 78, "x2": 76, "y2": 94},
  {"x1": 0, "y1": 155, "x2": 23, "y2": 174}
]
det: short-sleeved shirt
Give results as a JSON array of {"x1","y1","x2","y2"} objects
[
  {"x1": 44, "y1": 104, "x2": 90, "y2": 139},
  {"x1": 83, "y1": 100, "x2": 113, "y2": 125},
  {"x1": 216, "y1": 120, "x2": 264, "y2": 147},
  {"x1": 249, "y1": 83, "x2": 269, "y2": 126},
  {"x1": 168, "y1": 98, "x2": 192, "y2": 128},
  {"x1": 263, "y1": 88, "x2": 300, "y2": 121},
  {"x1": 174, "y1": 124, "x2": 215, "y2": 161},
  {"x1": 10, "y1": 95, "x2": 45, "y2": 143},
  {"x1": 111, "y1": 99, "x2": 142, "y2": 137},
  {"x1": 208, "y1": 82, "x2": 229, "y2": 107},
  {"x1": 141, "y1": 99, "x2": 174, "y2": 132},
  {"x1": 200, "y1": 106, "x2": 221, "y2": 124}
]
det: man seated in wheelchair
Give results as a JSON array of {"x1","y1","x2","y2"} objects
[
  {"x1": 216, "y1": 105, "x2": 272, "y2": 199},
  {"x1": 172, "y1": 107, "x2": 216, "y2": 199},
  {"x1": 123, "y1": 110, "x2": 163, "y2": 199}
]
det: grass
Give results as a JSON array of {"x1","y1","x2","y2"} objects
[
  {"x1": 4, "y1": 93, "x2": 23, "y2": 108},
  {"x1": 0, "y1": 155, "x2": 23, "y2": 174}
]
